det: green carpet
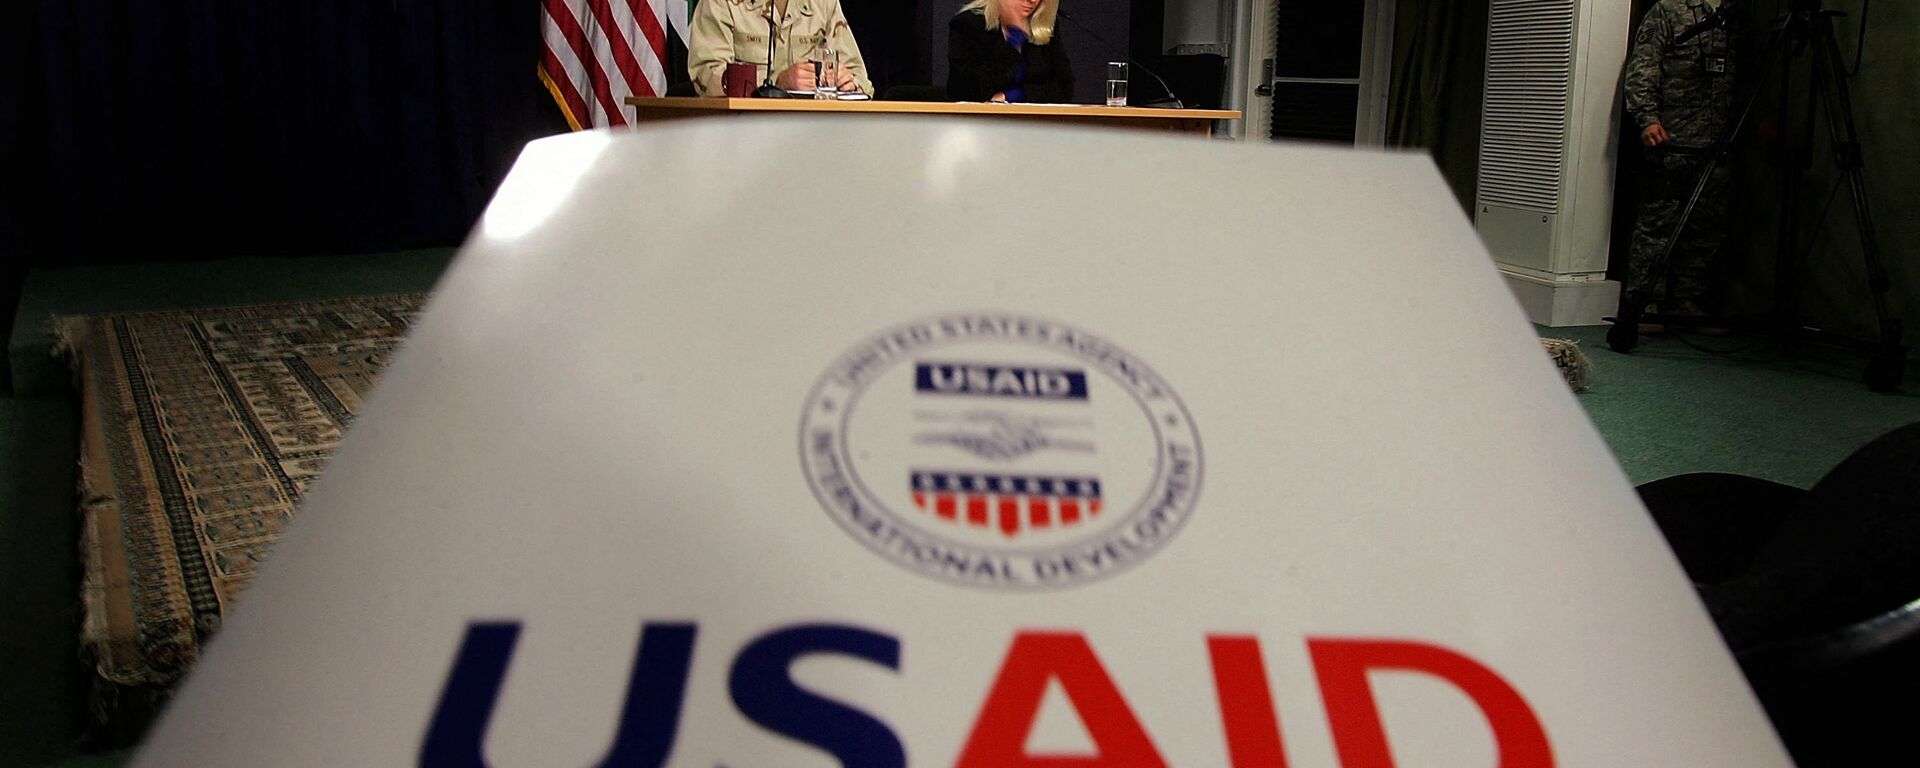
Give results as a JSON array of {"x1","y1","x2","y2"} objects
[
  {"x1": 1, "y1": 250, "x2": 1917, "y2": 767},
  {"x1": 1546, "y1": 324, "x2": 1920, "y2": 488}
]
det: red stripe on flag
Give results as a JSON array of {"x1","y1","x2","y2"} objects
[
  {"x1": 538, "y1": 47, "x2": 592, "y2": 131},
  {"x1": 624, "y1": 0, "x2": 669, "y2": 78},
  {"x1": 585, "y1": 0, "x2": 648, "y2": 100},
  {"x1": 544, "y1": 0, "x2": 628, "y2": 126}
]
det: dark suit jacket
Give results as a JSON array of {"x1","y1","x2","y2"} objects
[{"x1": 945, "y1": 10, "x2": 1074, "y2": 103}]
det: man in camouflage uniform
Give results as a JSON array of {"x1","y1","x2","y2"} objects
[{"x1": 1624, "y1": 0, "x2": 1740, "y2": 323}]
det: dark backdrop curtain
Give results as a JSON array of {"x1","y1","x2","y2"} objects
[
  {"x1": 844, "y1": 0, "x2": 929, "y2": 97},
  {"x1": 0, "y1": 1, "x2": 571, "y2": 388},
  {"x1": 2, "y1": 0, "x2": 568, "y2": 268},
  {"x1": 1383, "y1": 0, "x2": 1488, "y2": 212}
]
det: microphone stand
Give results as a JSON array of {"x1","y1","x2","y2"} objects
[
  {"x1": 1057, "y1": 11, "x2": 1183, "y2": 108},
  {"x1": 752, "y1": 1, "x2": 793, "y2": 98}
]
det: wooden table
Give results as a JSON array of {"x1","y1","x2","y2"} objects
[{"x1": 624, "y1": 97, "x2": 1240, "y2": 137}]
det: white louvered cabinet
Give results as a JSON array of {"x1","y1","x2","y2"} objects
[{"x1": 1475, "y1": 0, "x2": 1628, "y2": 326}]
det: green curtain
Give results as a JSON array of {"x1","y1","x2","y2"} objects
[{"x1": 1384, "y1": 0, "x2": 1490, "y2": 212}]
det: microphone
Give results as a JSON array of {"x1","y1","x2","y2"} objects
[
  {"x1": 1056, "y1": 11, "x2": 1183, "y2": 109},
  {"x1": 753, "y1": 1, "x2": 794, "y2": 98},
  {"x1": 1674, "y1": 0, "x2": 1738, "y2": 45}
]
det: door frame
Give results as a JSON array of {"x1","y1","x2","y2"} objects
[{"x1": 1236, "y1": 0, "x2": 1396, "y2": 144}]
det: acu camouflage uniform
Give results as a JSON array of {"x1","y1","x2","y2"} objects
[{"x1": 1624, "y1": 0, "x2": 1740, "y2": 303}]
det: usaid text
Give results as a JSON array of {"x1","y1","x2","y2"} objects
[{"x1": 422, "y1": 622, "x2": 1552, "y2": 766}]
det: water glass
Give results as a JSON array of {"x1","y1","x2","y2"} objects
[
  {"x1": 814, "y1": 47, "x2": 841, "y2": 100},
  {"x1": 1106, "y1": 62, "x2": 1129, "y2": 107}
]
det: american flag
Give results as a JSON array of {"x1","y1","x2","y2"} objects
[
  {"x1": 912, "y1": 471, "x2": 1104, "y2": 540},
  {"x1": 538, "y1": 0, "x2": 669, "y2": 129}
]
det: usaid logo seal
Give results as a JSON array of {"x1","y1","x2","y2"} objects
[{"x1": 799, "y1": 314, "x2": 1202, "y2": 589}]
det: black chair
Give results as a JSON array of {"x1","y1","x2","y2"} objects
[
  {"x1": 1639, "y1": 422, "x2": 1920, "y2": 766},
  {"x1": 665, "y1": 81, "x2": 698, "y2": 98},
  {"x1": 882, "y1": 84, "x2": 948, "y2": 102},
  {"x1": 1638, "y1": 472, "x2": 1800, "y2": 584}
]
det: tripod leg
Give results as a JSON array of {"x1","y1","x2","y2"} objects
[
  {"x1": 1811, "y1": 14, "x2": 1906, "y2": 390},
  {"x1": 1627, "y1": 157, "x2": 1717, "y2": 310},
  {"x1": 1772, "y1": 21, "x2": 1813, "y2": 325},
  {"x1": 1613, "y1": 155, "x2": 1732, "y2": 354},
  {"x1": 1613, "y1": 150, "x2": 1727, "y2": 354}
]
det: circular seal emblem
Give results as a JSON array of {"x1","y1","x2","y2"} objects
[{"x1": 799, "y1": 313, "x2": 1203, "y2": 590}]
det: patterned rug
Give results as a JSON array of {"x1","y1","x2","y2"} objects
[
  {"x1": 54, "y1": 294, "x2": 426, "y2": 693},
  {"x1": 1543, "y1": 337, "x2": 1594, "y2": 392}
]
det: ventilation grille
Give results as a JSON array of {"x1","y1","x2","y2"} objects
[
  {"x1": 1478, "y1": 0, "x2": 1574, "y2": 213},
  {"x1": 1271, "y1": 82, "x2": 1359, "y2": 143}
]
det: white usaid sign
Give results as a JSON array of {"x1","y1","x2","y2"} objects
[{"x1": 139, "y1": 120, "x2": 1790, "y2": 767}]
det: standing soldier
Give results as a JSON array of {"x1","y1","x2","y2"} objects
[{"x1": 1624, "y1": 0, "x2": 1740, "y2": 329}]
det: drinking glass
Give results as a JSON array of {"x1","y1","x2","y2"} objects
[
  {"x1": 814, "y1": 47, "x2": 841, "y2": 100},
  {"x1": 1106, "y1": 62, "x2": 1129, "y2": 107}
]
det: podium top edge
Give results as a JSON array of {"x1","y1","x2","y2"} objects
[{"x1": 621, "y1": 96, "x2": 1241, "y2": 120}]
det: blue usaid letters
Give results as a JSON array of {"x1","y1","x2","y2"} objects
[{"x1": 420, "y1": 622, "x2": 904, "y2": 768}]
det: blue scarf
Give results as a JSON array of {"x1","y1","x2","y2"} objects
[{"x1": 1004, "y1": 26, "x2": 1028, "y2": 103}]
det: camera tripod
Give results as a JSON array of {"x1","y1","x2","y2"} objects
[{"x1": 1606, "y1": 0, "x2": 1906, "y2": 392}]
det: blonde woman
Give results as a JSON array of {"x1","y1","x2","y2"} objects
[
  {"x1": 688, "y1": 0, "x2": 871, "y2": 96},
  {"x1": 946, "y1": 0, "x2": 1073, "y2": 103}
]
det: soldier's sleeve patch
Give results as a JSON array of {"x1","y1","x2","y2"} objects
[{"x1": 1634, "y1": 8, "x2": 1672, "y2": 46}]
